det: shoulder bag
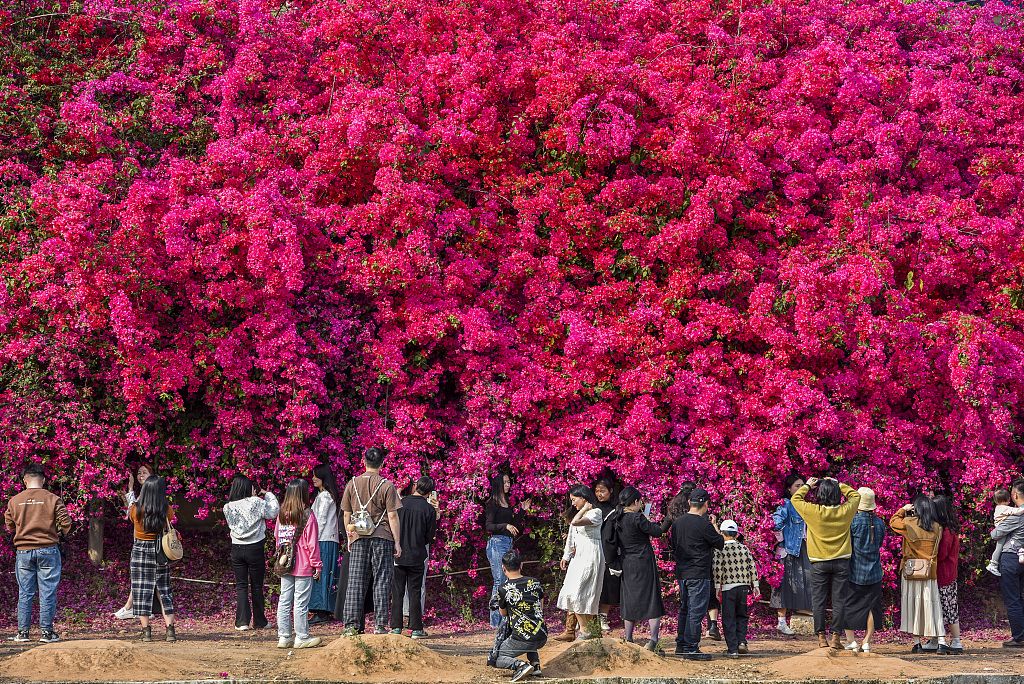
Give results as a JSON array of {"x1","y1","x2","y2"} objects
[
  {"x1": 902, "y1": 526, "x2": 940, "y2": 581},
  {"x1": 273, "y1": 513, "x2": 308, "y2": 577},
  {"x1": 160, "y1": 518, "x2": 184, "y2": 563}
]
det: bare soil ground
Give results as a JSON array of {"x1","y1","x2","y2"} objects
[{"x1": 2, "y1": 629, "x2": 1024, "y2": 682}]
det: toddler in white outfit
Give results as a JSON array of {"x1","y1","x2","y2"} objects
[{"x1": 987, "y1": 488, "x2": 1024, "y2": 576}]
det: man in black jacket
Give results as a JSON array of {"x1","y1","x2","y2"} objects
[
  {"x1": 390, "y1": 476, "x2": 438, "y2": 638},
  {"x1": 670, "y1": 488, "x2": 724, "y2": 659}
]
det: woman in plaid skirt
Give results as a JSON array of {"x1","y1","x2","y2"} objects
[{"x1": 128, "y1": 476, "x2": 176, "y2": 643}]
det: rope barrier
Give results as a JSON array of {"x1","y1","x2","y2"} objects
[{"x1": 168, "y1": 560, "x2": 544, "y2": 587}]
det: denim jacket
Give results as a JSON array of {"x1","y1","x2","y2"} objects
[
  {"x1": 849, "y1": 511, "x2": 886, "y2": 586},
  {"x1": 772, "y1": 499, "x2": 806, "y2": 556}
]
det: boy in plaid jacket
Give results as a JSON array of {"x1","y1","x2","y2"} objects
[{"x1": 712, "y1": 520, "x2": 759, "y2": 657}]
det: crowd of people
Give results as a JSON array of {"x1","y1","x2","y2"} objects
[{"x1": 6, "y1": 454, "x2": 1024, "y2": 678}]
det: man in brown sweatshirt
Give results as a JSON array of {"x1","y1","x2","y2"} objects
[{"x1": 4, "y1": 463, "x2": 72, "y2": 643}]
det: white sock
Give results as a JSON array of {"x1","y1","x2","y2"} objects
[{"x1": 778, "y1": 616, "x2": 787, "y2": 626}]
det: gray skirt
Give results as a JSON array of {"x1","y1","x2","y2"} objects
[{"x1": 771, "y1": 541, "x2": 813, "y2": 612}]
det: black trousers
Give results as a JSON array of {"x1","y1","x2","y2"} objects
[
  {"x1": 721, "y1": 586, "x2": 749, "y2": 653},
  {"x1": 809, "y1": 558, "x2": 849, "y2": 634},
  {"x1": 231, "y1": 542, "x2": 267, "y2": 628},
  {"x1": 391, "y1": 563, "x2": 426, "y2": 631}
]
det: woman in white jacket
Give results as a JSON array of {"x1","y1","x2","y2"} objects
[
  {"x1": 309, "y1": 464, "x2": 341, "y2": 624},
  {"x1": 223, "y1": 474, "x2": 279, "y2": 631},
  {"x1": 556, "y1": 485, "x2": 605, "y2": 640}
]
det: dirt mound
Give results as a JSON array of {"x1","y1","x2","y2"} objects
[
  {"x1": 766, "y1": 648, "x2": 940, "y2": 680},
  {"x1": 544, "y1": 638, "x2": 676, "y2": 677},
  {"x1": 0, "y1": 639, "x2": 200, "y2": 682},
  {"x1": 292, "y1": 634, "x2": 460, "y2": 679}
]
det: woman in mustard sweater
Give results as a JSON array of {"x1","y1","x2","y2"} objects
[{"x1": 790, "y1": 477, "x2": 861, "y2": 649}]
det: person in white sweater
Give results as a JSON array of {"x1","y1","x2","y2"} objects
[
  {"x1": 223, "y1": 474, "x2": 279, "y2": 630},
  {"x1": 309, "y1": 464, "x2": 341, "y2": 624},
  {"x1": 114, "y1": 462, "x2": 154, "y2": 620}
]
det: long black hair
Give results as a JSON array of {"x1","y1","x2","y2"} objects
[
  {"x1": 933, "y1": 494, "x2": 959, "y2": 533},
  {"x1": 614, "y1": 486, "x2": 642, "y2": 533},
  {"x1": 564, "y1": 484, "x2": 598, "y2": 521},
  {"x1": 782, "y1": 474, "x2": 805, "y2": 500},
  {"x1": 618, "y1": 486, "x2": 641, "y2": 509},
  {"x1": 313, "y1": 463, "x2": 342, "y2": 513},
  {"x1": 138, "y1": 476, "x2": 169, "y2": 535},
  {"x1": 229, "y1": 474, "x2": 255, "y2": 502},
  {"x1": 667, "y1": 481, "x2": 695, "y2": 519},
  {"x1": 912, "y1": 494, "x2": 940, "y2": 533},
  {"x1": 488, "y1": 472, "x2": 509, "y2": 507}
]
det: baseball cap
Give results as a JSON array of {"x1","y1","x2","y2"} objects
[
  {"x1": 719, "y1": 519, "x2": 738, "y2": 534},
  {"x1": 688, "y1": 488, "x2": 710, "y2": 505}
]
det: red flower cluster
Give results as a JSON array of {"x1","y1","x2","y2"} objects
[{"x1": 1, "y1": 0, "x2": 1023, "y2": 581}]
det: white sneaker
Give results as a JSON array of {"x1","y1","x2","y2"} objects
[
  {"x1": 844, "y1": 640, "x2": 859, "y2": 651},
  {"x1": 114, "y1": 606, "x2": 133, "y2": 620},
  {"x1": 861, "y1": 642, "x2": 871, "y2": 653},
  {"x1": 235, "y1": 625, "x2": 251, "y2": 631},
  {"x1": 294, "y1": 636, "x2": 322, "y2": 649},
  {"x1": 987, "y1": 561, "x2": 1002, "y2": 577},
  {"x1": 777, "y1": 622, "x2": 796, "y2": 636},
  {"x1": 277, "y1": 638, "x2": 294, "y2": 649}
]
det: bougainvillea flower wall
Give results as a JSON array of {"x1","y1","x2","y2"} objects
[{"x1": 2, "y1": 0, "x2": 1023, "y2": 578}]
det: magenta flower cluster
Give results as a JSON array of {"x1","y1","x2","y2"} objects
[{"x1": 1, "y1": 0, "x2": 1023, "y2": 584}]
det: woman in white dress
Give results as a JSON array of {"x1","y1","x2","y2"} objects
[{"x1": 557, "y1": 485, "x2": 605, "y2": 640}]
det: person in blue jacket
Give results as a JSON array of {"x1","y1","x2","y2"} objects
[{"x1": 770, "y1": 474, "x2": 813, "y2": 635}]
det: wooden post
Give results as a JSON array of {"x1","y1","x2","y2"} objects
[{"x1": 88, "y1": 501, "x2": 104, "y2": 566}]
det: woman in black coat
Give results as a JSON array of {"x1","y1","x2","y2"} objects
[
  {"x1": 595, "y1": 477, "x2": 622, "y2": 633},
  {"x1": 615, "y1": 486, "x2": 671, "y2": 652}
]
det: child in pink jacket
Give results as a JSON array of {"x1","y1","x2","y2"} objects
[{"x1": 276, "y1": 479, "x2": 323, "y2": 649}]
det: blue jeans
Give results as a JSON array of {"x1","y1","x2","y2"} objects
[
  {"x1": 487, "y1": 536, "x2": 513, "y2": 628},
  {"x1": 1000, "y1": 552, "x2": 1024, "y2": 642},
  {"x1": 675, "y1": 578, "x2": 711, "y2": 652},
  {"x1": 278, "y1": 575, "x2": 313, "y2": 641},
  {"x1": 16, "y1": 545, "x2": 62, "y2": 632}
]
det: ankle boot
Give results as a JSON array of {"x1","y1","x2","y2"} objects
[
  {"x1": 829, "y1": 633, "x2": 842, "y2": 650},
  {"x1": 141, "y1": 626, "x2": 152, "y2": 643},
  {"x1": 817, "y1": 633, "x2": 828, "y2": 649},
  {"x1": 166, "y1": 625, "x2": 177, "y2": 643},
  {"x1": 554, "y1": 613, "x2": 577, "y2": 642},
  {"x1": 708, "y1": 620, "x2": 722, "y2": 641}
]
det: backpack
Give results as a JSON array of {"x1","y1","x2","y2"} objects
[
  {"x1": 351, "y1": 476, "x2": 389, "y2": 537},
  {"x1": 273, "y1": 513, "x2": 308, "y2": 577}
]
